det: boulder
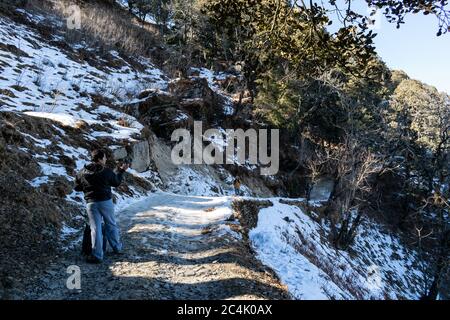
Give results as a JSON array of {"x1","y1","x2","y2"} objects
[
  {"x1": 310, "y1": 177, "x2": 334, "y2": 201},
  {"x1": 112, "y1": 147, "x2": 127, "y2": 160},
  {"x1": 168, "y1": 77, "x2": 212, "y2": 101},
  {"x1": 137, "y1": 89, "x2": 177, "y2": 115},
  {"x1": 123, "y1": 89, "x2": 176, "y2": 119},
  {"x1": 168, "y1": 77, "x2": 224, "y2": 121},
  {"x1": 111, "y1": 141, "x2": 151, "y2": 173},
  {"x1": 123, "y1": 89, "x2": 193, "y2": 139},
  {"x1": 124, "y1": 78, "x2": 227, "y2": 140},
  {"x1": 130, "y1": 141, "x2": 151, "y2": 173},
  {"x1": 141, "y1": 106, "x2": 192, "y2": 139}
]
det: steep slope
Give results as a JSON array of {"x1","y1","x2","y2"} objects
[
  {"x1": 0, "y1": 3, "x2": 271, "y2": 298},
  {"x1": 236, "y1": 198, "x2": 428, "y2": 300},
  {"x1": 0, "y1": 6, "x2": 167, "y2": 295},
  {"x1": 0, "y1": 2, "x2": 436, "y2": 301}
]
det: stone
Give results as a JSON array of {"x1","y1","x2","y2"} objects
[
  {"x1": 167, "y1": 77, "x2": 224, "y2": 122},
  {"x1": 137, "y1": 89, "x2": 177, "y2": 115},
  {"x1": 130, "y1": 141, "x2": 151, "y2": 173},
  {"x1": 127, "y1": 88, "x2": 192, "y2": 140},
  {"x1": 74, "y1": 120, "x2": 88, "y2": 130},
  {"x1": 310, "y1": 177, "x2": 334, "y2": 201},
  {"x1": 113, "y1": 147, "x2": 128, "y2": 160}
]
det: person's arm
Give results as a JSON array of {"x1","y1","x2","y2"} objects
[
  {"x1": 108, "y1": 168, "x2": 124, "y2": 188},
  {"x1": 108, "y1": 162, "x2": 130, "y2": 187},
  {"x1": 74, "y1": 174, "x2": 84, "y2": 192}
]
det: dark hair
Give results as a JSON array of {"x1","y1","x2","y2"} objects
[{"x1": 91, "y1": 149, "x2": 106, "y2": 163}]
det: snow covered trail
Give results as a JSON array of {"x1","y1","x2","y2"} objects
[{"x1": 24, "y1": 192, "x2": 290, "y2": 300}]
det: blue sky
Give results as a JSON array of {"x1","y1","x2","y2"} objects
[
  {"x1": 325, "y1": 1, "x2": 450, "y2": 94},
  {"x1": 372, "y1": 12, "x2": 450, "y2": 94}
]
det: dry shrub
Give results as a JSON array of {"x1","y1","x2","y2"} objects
[
  {"x1": 232, "y1": 199, "x2": 273, "y2": 231},
  {"x1": 0, "y1": 113, "x2": 83, "y2": 296},
  {"x1": 74, "y1": 119, "x2": 88, "y2": 130},
  {"x1": 22, "y1": 0, "x2": 161, "y2": 58},
  {"x1": 117, "y1": 117, "x2": 131, "y2": 127}
]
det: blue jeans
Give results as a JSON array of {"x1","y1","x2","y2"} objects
[{"x1": 86, "y1": 199, "x2": 122, "y2": 260}]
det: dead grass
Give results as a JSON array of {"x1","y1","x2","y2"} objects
[
  {"x1": 74, "y1": 119, "x2": 88, "y2": 130},
  {"x1": 0, "y1": 43, "x2": 31, "y2": 58},
  {"x1": 0, "y1": 112, "x2": 84, "y2": 298},
  {"x1": 2, "y1": 0, "x2": 190, "y2": 79},
  {"x1": 10, "y1": 85, "x2": 28, "y2": 92},
  {"x1": 232, "y1": 199, "x2": 273, "y2": 231},
  {"x1": 2, "y1": 0, "x2": 165, "y2": 61},
  {"x1": 0, "y1": 89, "x2": 17, "y2": 98},
  {"x1": 50, "y1": 0, "x2": 161, "y2": 57},
  {"x1": 288, "y1": 229, "x2": 368, "y2": 299},
  {"x1": 117, "y1": 117, "x2": 131, "y2": 128}
]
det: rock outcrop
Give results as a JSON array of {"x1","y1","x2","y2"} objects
[
  {"x1": 112, "y1": 141, "x2": 151, "y2": 173},
  {"x1": 130, "y1": 141, "x2": 151, "y2": 173},
  {"x1": 124, "y1": 89, "x2": 192, "y2": 139},
  {"x1": 168, "y1": 77, "x2": 225, "y2": 123},
  {"x1": 124, "y1": 77, "x2": 227, "y2": 140}
]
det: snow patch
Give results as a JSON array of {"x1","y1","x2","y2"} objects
[{"x1": 249, "y1": 199, "x2": 426, "y2": 300}]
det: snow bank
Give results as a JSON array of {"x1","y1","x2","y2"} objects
[
  {"x1": 23, "y1": 112, "x2": 79, "y2": 127},
  {"x1": 249, "y1": 199, "x2": 426, "y2": 300},
  {"x1": 0, "y1": 14, "x2": 166, "y2": 136}
]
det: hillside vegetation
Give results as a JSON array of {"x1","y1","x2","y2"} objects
[{"x1": 0, "y1": 0, "x2": 448, "y2": 299}]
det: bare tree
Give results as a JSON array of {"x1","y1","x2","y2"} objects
[
  {"x1": 325, "y1": 136, "x2": 379, "y2": 250},
  {"x1": 416, "y1": 190, "x2": 450, "y2": 300}
]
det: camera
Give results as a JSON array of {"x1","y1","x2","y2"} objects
[{"x1": 116, "y1": 157, "x2": 132, "y2": 167}]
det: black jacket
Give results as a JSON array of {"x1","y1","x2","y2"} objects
[{"x1": 75, "y1": 163, "x2": 124, "y2": 203}]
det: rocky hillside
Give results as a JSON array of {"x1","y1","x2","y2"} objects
[
  {"x1": 234, "y1": 197, "x2": 427, "y2": 299},
  {"x1": 0, "y1": 0, "x2": 446, "y2": 300},
  {"x1": 0, "y1": 0, "x2": 275, "y2": 296}
]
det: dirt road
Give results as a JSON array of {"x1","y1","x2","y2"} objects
[{"x1": 24, "y1": 192, "x2": 290, "y2": 300}]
